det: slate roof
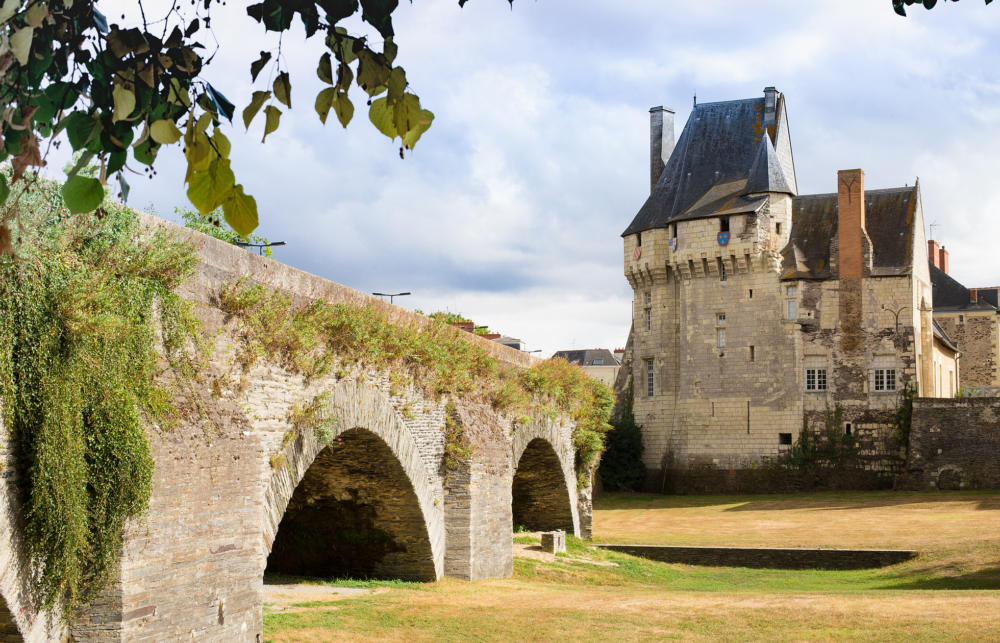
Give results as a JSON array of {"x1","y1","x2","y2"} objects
[
  {"x1": 932, "y1": 319, "x2": 960, "y2": 354},
  {"x1": 929, "y1": 263, "x2": 1000, "y2": 312},
  {"x1": 553, "y1": 349, "x2": 619, "y2": 367},
  {"x1": 780, "y1": 187, "x2": 918, "y2": 280},
  {"x1": 623, "y1": 92, "x2": 797, "y2": 236}
]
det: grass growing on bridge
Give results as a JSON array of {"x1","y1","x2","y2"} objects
[
  {"x1": 263, "y1": 491, "x2": 1000, "y2": 641},
  {"x1": 219, "y1": 280, "x2": 613, "y2": 480},
  {"x1": 0, "y1": 177, "x2": 200, "y2": 613}
]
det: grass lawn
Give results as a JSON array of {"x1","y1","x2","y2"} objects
[{"x1": 264, "y1": 490, "x2": 1000, "y2": 641}]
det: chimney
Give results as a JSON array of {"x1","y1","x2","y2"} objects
[
  {"x1": 763, "y1": 86, "x2": 778, "y2": 130},
  {"x1": 939, "y1": 246, "x2": 949, "y2": 275},
  {"x1": 650, "y1": 106, "x2": 675, "y2": 192},
  {"x1": 970, "y1": 288, "x2": 978, "y2": 305},
  {"x1": 928, "y1": 239, "x2": 940, "y2": 269},
  {"x1": 837, "y1": 169, "x2": 867, "y2": 278}
]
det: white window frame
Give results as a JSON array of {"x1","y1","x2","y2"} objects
[
  {"x1": 785, "y1": 285, "x2": 798, "y2": 320},
  {"x1": 805, "y1": 367, "x2": 827, "y2": 391},
  {"x1": 645, "y1": 358, "x2": 655, "y2": 397},
  {"x1": 874, "y1": 368, "x2": 897, "y2": 392},
  {"x1": 644, "y1": 292, "x2": 652, "y2": 332}
]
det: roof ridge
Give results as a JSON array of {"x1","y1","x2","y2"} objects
[{"x1": 794, "y1": 185, "x2": 917, "y2": 200}]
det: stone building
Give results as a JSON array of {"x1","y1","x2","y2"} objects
[
  {"x1": 552, "y1": 348, "x2": 621, "y2": 388},
  {"x1": 619, "y1": 87, "x2": 956, "y2": 488},
  {"x1": 929, "y1": 244, "x2": 998, "y2": 390}
]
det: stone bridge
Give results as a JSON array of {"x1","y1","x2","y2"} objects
[{"x1": 0, "y1": 215, "x2": 590, "y2": 641}]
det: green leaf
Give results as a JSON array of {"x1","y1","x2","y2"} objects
[
  {"x1": 333, "y1": 92, "x2": 354, "y2": 128},
  {"x1": 24, "y1": 3, "x2": 47, "y2": 28},
  {"x1": 11, "y1": 27, "x2": 33, "y2": 66},
  {"x1": 0, "y1": 173, "x2": 9, "y2": 206},
  {"x1": 0, "y1": 0, "x2": 19, "y2": 25},
  {"x1": 273, "y1": 72, "x2": 291, "y2": 108},
  {"x1": 133, "y1": 139, "x2": 158, "y2": 166},
  {"x1": 392, "y1": 93, "x2": 421, "y2": 140},
  {"x1": 317, "y1": 53, "x2": 334, "y2": 84},
  {"x1": 387, "y1": 67, "x2": 406, "y2": 101},
  {"x1": 222, "y1": 184, "x2": 259, "y2": 237},
  {"x1": 315, "y1": 87, "x2": 336, "y2": 124},
  {"x1": 205, "y1": 84, "x2": 236, "y2": 123},
  {"x1": 262, "y1": 105, "x2": 281, "y2": 142},
  {"x1": 112, "y1": 84, "x2": 136, "y2": 123},
  {"x1": 62, "y1": 112, "x2": 101, "y2": 150},
  {"x1": 212, "y1": 129, "x2": 232, "y2": 159},
  {"x1": 402, "y1": 109, "x2": 434, "y2": 150},
  {"x1": 186, "y1": 158, "x2": 235, "y2": 214},
  {"x1": 250, "y1": 50, "x2": 272, "y2": 82},
  {"x1": 368, "y1": 97, "x2": 396, "y2": 138},
  {"x1": 61, "y1": 175, "x2": 105, "y2": 214},
  {"x1": 150, "y1": 119, "x2": 182, "y2": 144},
  {"x1": 243, "y1": 90, "x2": 271, "y2": 129},
  {"x1": 357, "y1": 49, "x2": 391, "y2": 96}
]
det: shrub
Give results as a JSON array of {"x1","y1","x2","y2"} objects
[{"x1": 598, "y1": 379, "x2": 645, "y2": 491}]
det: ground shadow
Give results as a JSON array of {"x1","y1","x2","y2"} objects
[{"x1": 880, "y1": 565, "x2": 1000, "y2": 590}]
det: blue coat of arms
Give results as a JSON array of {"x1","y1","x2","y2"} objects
[
  {"x1": 669, "y1": 238, "x2": 678, "y2": 252},
  {"x1": 718, "y1": 231, "x2": 730, "y2": 246}
]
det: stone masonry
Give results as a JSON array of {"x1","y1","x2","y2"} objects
[{"x1": 0, "y1": 214, "x2": 590, "y2": 642}]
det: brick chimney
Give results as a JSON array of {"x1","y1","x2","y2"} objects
[
  {"x1": 928, "y1": 239, "x2": 940, "y2": 270},
  {"x1": 650, "y1": 106, "x2": 675, "y2": 191},
  {"x1": 970, "y1": 288, "x2": 979, "y2": 305},
  {"x1": 837, "y1": 169, "x2": 867, "y2": 278},
  {"x1": 939, "y1": 246, "x2": 949, "y2": 274}
]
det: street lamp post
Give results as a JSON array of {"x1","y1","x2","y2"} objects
[
  {"x1": 233, "y1": 240, "x2": 286, "y2": 255},
  {"x1": 373, "y1": 291, "x2": 411, "y2": 305}
]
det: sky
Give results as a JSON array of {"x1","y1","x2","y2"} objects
[{"x1": 67, "y1": 0, "x2": 1000, "y2": 357}]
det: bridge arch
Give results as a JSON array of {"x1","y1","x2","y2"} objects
[
  {"x1": 511, "y1": 422, "x2": 580, "y2": 536},
  {"x1": 263, "y1": 381, "x2": 444, "y2": 581}
]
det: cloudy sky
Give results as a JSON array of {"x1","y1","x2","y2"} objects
[{"x1": 75, "y1": 0, "x2": 1000, "y2": 356}]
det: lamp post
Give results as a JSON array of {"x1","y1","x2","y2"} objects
[
  {"x1": 233, "y1": 240, "x2": 286, "y2": 255},
  {"x1": 373, "y1": 291, "x2": 411, "y2": 305},
  {"x1": 881, "y1": 304, "x2": 911, "y2": 334}
]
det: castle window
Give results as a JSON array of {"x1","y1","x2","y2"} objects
[
  {"x1": 785, "y1": 285, "x2": 798, "y2": 320},
  {"x1": 874, "y1": 368, "x2": 897, "y2": 392},
  {"x1": 749, "y1": 289, "x2": 753, "y2": 299},
  {"x1": 776, "y1": 222, "x2": 782, "y2": 236},
  {"x1": 749, "y1": 345, "x2": 755, "y2": 362},
  {"x1": 671, "y1": 223, "x2": 677, "y2": 239},
  {"x1": 716, "y1": 314, "x2": 726, "y2": 350},
  {"x1": 720, "y1": 261, "x2": 727, "y2": 282},
  {"x1": 717, "y1": 313, "x2": 726, "y2": 326},
  {"x1": 959, "y1": 315, "x2": 965, "y2": 324},
  {"x1": 644, "y1": 292, "x2": 652, "y2": 331},
  {"x1": 645, "y1": 358, "x2": 655, "y2": 397},
  {"x1": 636, "y1": 232, "x2": 642, "y2": 247},
  {"x1": 720, "y1": 216, "x2": 730, "y2": 233},
  {"x1": 779, "y1": 433, "x2": 793, "y2": 446},
  {"x1": 805, "y1": 368, "x2": 827, "y2": 391},
  {"x1": 845, "y1": 423, "x2": 852, "y2": 436},
  {"x1": 592, "y1": 359, "x2": 603, "y2": 365}
]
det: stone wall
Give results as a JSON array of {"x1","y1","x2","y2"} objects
[
  {"x1": 906, "y1": 397, "x2": 1000, "y2": 489},
  {"x1": 597, "y1": 544, "x2": 916, "y2": 570},
  {"x1": 935, "y1": 312, "x2": 999, "y2": 387},
  {"x1": 0, "y1": 215, "x2": 588, "y2": 641}
]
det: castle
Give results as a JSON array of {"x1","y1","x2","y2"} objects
[{"x1": 619, "y1": 87, "x2": 958, "y2": 488}]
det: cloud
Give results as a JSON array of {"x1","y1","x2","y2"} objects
[{"x1": 36, "y1": 1, "x2": 1000, "y2": 357}]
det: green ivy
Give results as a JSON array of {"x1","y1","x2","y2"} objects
[{"x1": 0, "y1": 174, "x2": 199, "y2": 614}]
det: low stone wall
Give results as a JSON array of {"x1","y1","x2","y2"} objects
[
  {"x1": 597, "y1": 545, "x2": 916, "y2": 570},
  {"x1": 647, "y1": 464, "x2": 893, "y2": 495},
  {"x1": 906, "y1": 397, "x2": 1000, "y2": 490}
]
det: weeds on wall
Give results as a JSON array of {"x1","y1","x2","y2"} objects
[
  {"x1": 891, "y1": 385, "x2": 915, "y2": 457},
  {"x1": 786, "y1": 405, "x2": 859, "y2": 483},
  {"x1": 218, "y1": 280, "x2": 614, "y2": 481},
  {"x1": 0, "y1": 176, "x2": 199, "y2": 613}
]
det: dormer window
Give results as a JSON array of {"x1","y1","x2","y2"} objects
[{"x1": 720, "y1": 217, "x2": 730, "y2": 233}]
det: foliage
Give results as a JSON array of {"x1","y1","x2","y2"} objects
[
  {"x1": 179, "y1": 207, "x2": 274, "y2": 257},
  {"x1": 0, "y1": 1, "x2": 514, "y2": 238},
  {"x1": 0, "y1": 174, "x2": 199, "y2": 613},
  {"x1": 893, "y1": 0, "x2": 993, "y2": 16},
  {"x1": 423, "y1": 311, "x2": 494, "y2": 336},
  {"x1": 442, "y1": 401, "x2": 474, "y2": 472},
  {"x1": 219, "y1": 280, "x2": 613, "y2": 478},
  {"x1": 891, "y1": 385, "x2": 915, "y2": 455},
  {"x1": 597, "y1": 379, "x2": 645, "y2": 492},
  {"x1": 786, "y1": 406, "x2": 859, "y2": 476}
]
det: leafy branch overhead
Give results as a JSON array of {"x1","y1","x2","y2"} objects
[
  {"x1": 0, "y1": 1, "x2": 501, "y2": 237},
  {"x1": 892, "y1": 0, "x2": 993, "y2": 15}
]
